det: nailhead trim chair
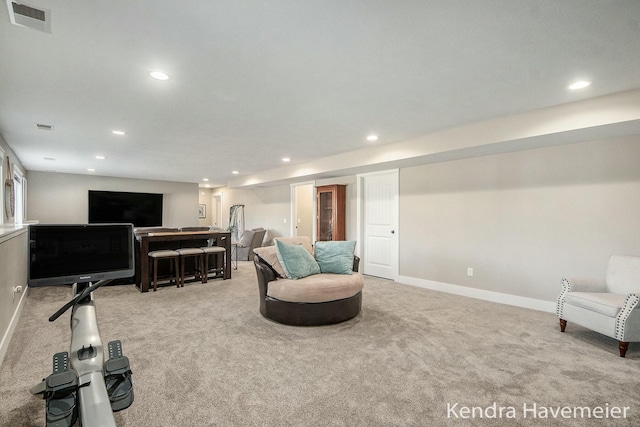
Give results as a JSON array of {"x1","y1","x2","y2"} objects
[{"x1": 556, "y1": 254, "x2": 640, "y2": 357}]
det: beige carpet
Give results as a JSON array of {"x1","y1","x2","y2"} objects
[{"x1": 1, "y1": 262, "x2": 638, "y2": 426}]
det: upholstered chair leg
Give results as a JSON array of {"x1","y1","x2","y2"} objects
[
  {"x1": 169, "y1": 258, "x2": 176, "y2": 287},
  {"x1": 200, "y1": 255, "x2": 205, "y2": 283},
  {"x1": 181, "y1": 258, "x2": 186, "y2": 288},
  {"x1": 559, "y1": 319, "x2": 567, "y2": 332},
  {"x1": 174, "y1": 258, "x2": 180, "y2": 287},
  {"x1": 153, "y1": 259, "x2": 158, "y2": 292},
  {"x1": 169, "y1": 259, "x2": 178, "y2": 283},
  {"x1": 619, "y1": 341, "x2": 629, "y2": 358},
  {"x1": 203, "y1": 254, "x2": 209, "y2": 283}
]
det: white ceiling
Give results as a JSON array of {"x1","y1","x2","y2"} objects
[{"x1": 1, "y1": 1, "x2": 640, "y2": 188}]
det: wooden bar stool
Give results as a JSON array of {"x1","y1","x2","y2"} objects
[
  {"x1": 176, "y1": 248, "x2": 205, "y2": 287},
  {"x1": 148, "y1": 250, "x2": 180, "y2": 291},
  {"x1": 201, "y1": 246, "x2": 226, "y2": 282}
]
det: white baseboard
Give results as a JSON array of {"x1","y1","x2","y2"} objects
[
  {"x1": 0, "y1": 286, "x2": 29, "y2": 369},
  {"x1": 397, "y1": 275, "x2": 556, "y2": 313}
]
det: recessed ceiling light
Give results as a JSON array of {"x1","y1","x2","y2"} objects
[
  {"x1": 367, "y1": 134, "x2": 379, "y2": 142},
  {"x1": 204, "y1": 184, "x2": 211, "y2": 188},
  {"x1": 96, "y1": 155, "x2": 106, "y2": 160},
  {"x1": 112, "y1": 130, "x2": 125, "y2": 135},
  {"x1": 232, "y1": 170, "x2": 239, "y2": 175},
  {"x1": 87, "y1": 168, "x2": 95, "y2": 172},
  {"x1": 568, "y1": 80, "x2": 591, "y2": 90},
  {"x1": 282, "y1": 157, "x2": 291, "y2": 162},
  {"x1": 203, "y1": 178, "x2": 209, "y2": 182},
  {"x1": 150, "y1": 70, "x2": 169, "y2": 80}
]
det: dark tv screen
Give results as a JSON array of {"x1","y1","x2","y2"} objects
[
  {"x1": 88, "y1": 190, "x2": 163, "y2": 227},
  {"x1": 28, "y1": 223, "x2": 135, "y2": 287}
]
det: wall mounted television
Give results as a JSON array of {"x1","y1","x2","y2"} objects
[
  {"x1": 28, "y1": 223, "x2": 135, "y2": 287},
  {"x1": 88, "y1": 190, "x2": 163, "y2": 227}
]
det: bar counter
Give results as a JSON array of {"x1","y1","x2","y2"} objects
[{"x1": 135, "y1": 230, "x2": 231, "y2": 293}]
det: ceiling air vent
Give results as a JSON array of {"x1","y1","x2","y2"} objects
[
  {"x1": 36, "y1": 123, "x2": 53, "y2": 130},
  {"x1": 7, "y1": 1, "x2": 51, "y2": 33}
]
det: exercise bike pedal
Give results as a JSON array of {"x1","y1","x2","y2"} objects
[
  {"x1": 31, "y1": 352, "x2": 79, "y2": 427},
  {"x1": 103, "y1": 340, "x2": 134, "y2": 412}
]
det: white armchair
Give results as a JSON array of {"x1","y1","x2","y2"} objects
[{"x1": 556, "y1": 255, "x2": 640, "y2": 357}]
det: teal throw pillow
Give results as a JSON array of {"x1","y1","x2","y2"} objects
[
  {"x1": 274, "y1": 239, "x2": 320, "y2": 280},
  {"x1": 314, "y1": 240, "x2": 356, "y2": 275}
]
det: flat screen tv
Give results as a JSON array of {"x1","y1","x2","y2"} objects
[
  {"x1": 88, "y1": 190, "x2": 163, "y2": 227},
  {"x1": 28, "y1": 223, "x2": 135, "y2": 287}
]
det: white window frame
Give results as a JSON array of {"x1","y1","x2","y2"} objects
[
  {"x1": 13, "y1": 165, "x2": 25, "y2": 224},
  {"x1": 0, "y1": 146, "x2": 4, "y2": 225}
]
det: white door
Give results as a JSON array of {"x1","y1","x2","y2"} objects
[
  {"x1": 359, "y1": 170, "x2": 398, "y2": 280},
  {"x1": 294, "y1": 184, "x2": 314, "y2": 238},
  {"x1": 290, "y1": 181, "x2": 315, "y2": 238},
  {"x1": 212, "y1": 193, "x2": 222, "y2": 227}
]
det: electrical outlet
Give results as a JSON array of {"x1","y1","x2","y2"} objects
[
  {"x1": 467, "y1": 268, "x2": 474, "y2": 277},
  {"x1": 13, "y1": 285, "x2": 23, "y2": 294},
  {"x1": 283, "y1": 218, "x2": 287, "y2": 224}
]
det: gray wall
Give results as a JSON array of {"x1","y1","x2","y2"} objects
[
  {"x1": 213, "y1": 184, "x2": 291, "y2": 244},
  {"x1": 10, "y1": 133, "x2": 640, "y2": 311},
  {"x1": 0, "y1": 228, "x2": 27, "y2": 366},
  {"x1": 0, "y1": 135, "x2": 29, "y2": 366},
  {"x1": 215, "y1": 177, "x2": 359, "y2": 246},
  {"x1": 198, "y1": 189, "x2": 214, "y2": 228},
  {"x1": 399, "y1": 136, "x2": 640, "y2": 302},
  {"x1": 26, "y1": 171, "x2": 199, "y2": 227}
]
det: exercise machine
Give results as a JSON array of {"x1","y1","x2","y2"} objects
[
  {"x1": 31, "y1": 280, "x2": 134, "y2": 427},
  {"x1": 28, "y1": 224, "x2": 136, "y2": 426}
]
